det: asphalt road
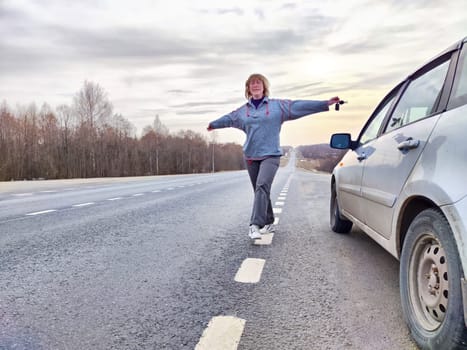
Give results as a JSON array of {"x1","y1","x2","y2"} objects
[{"x1": 0, "y1": 161, "x2": 418, "y2": 349}]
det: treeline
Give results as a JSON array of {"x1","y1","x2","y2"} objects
[
  {"x1": 0, "y1": 81, "x2": 244, "y2": 181},
  {"x1": 296, "y1": 143, "x2": 347, "y2": 173}
]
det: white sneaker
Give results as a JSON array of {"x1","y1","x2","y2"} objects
[
  {"x1": 248, "y1": 225, "x2": 262, "y2": 240},
  {"x1": 260, "y1": 224, "x2": 275, "y2": 234}
]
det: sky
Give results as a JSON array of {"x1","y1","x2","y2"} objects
[{"x1": 1, "y1": 0, "x2": 466, "y2": 147}]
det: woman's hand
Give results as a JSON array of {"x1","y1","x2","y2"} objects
[{"x1": 327, "y1": 96, "x2": 341, "y2": 105}]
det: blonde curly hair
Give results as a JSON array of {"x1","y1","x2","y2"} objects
[{"x1": 245, "y1": 73, "x2": 270, "y2": 99}]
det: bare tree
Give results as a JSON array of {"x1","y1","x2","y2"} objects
[
  {"x1": 153, "y1": 114, "x2": 169, "y2": 136},
  {"x1": 73, "y1": 81, "x2": 113, "y2": 176},
  {"x1": 0, "y1": 82, "x2": 246, "y2": 180},
  {"x1": 38, "y1": 103, "x2": 60, "y2": 178},
  {"x1": 0, "y1": 101, "x2": 18, "y2": 180},
  {"x1": 16, "y1": 103, "x2": 40, "y2": 179},
  {"x1": 210, "y1": 130, "x2": 218, "y2": 173},
  {"x1": 141, "y1": 115, "x2": 170, "y2": 175},
  {"x1": 73, "y1": 80, "x2": 113, "y2": 128},
  {"x1": 56, "y1": 104, "x2": 75, "y2": 178}
]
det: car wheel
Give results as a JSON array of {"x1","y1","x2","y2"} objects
[
  {"x1": 400, "y1": 208, "x2": 467, "y2": 349},
  {"x1": 330, "y1": 184, "x2": 352, "y2": 234}
]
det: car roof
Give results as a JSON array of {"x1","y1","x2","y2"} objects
[{"x1": 407, "y1": 36, "x2": 466, "y2": 80}]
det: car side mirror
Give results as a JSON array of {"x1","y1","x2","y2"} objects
[{"x1": 330, "y1": 133, "x2": 355, "y2": 150}]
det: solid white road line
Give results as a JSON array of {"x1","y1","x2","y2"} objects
[
  {"x1": 39, "y1": 190, "x2": 57, "y2": 193},
  {"x1": 72, "y1": 202, "x2": 94, "y2": 207},
  {"x1": 195, "y1": 316, "x2": 246, "y2": 350},
  {"x1": 13, "y1": 193, "x2": 33, "y2": 196},
  {"x1": 26, "y1": 209, "x2": 57, "y2": 216},
  {"x1": 107, "y1": 197, "x2": 122, "y2": 201},
  {"x1": 234, "y1": 258, "x2": 266, "y2": 283},
  {"x1": 132, "y1": 193, "x2": 144, "y2": 196},
  {"x1": 151, "y1": 190, "x2": 161, "y2": 193}
]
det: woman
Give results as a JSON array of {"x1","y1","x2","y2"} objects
[{"x1": 207, "y1": 73, "x2": 341, "y2": 240}]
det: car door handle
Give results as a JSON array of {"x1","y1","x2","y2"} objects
[
  {"x1": 397, "y1": 137, "x2": 420, "y2": 151},
  {"x1": 357, "y1": 152, "x2": 366, "y2": 161}
]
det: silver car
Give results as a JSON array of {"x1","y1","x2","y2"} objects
[{"x1": 330, "y1": 36, "x2": 467, "y2": 349}]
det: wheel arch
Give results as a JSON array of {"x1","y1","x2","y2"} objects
[{"x1": 397, "y1": 196, "x2": 437, "y2": 258}]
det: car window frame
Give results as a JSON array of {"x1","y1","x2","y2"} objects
[
  {"x1": 355, "y1": 82, "x2": 404, "y2": 146},
  {"x1": 445, "y1": 40, "x2": 467, "y2": 111},
  {"x1": 353, "y1": 38, "x2": 464, "y2": 149},
  {"x1": 381, "y1": 52, "x2": 455, "y2": 134}
]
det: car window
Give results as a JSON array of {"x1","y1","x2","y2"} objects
[
  {"x1": 385, "y1": 59, "x2": 450, "y2": 133},
  {"x1": 448, "y1": 44, "x2": 467, "y2": 109},
  {"x1": 360, "y1": 94, "x2": 397, "y2": 145}
]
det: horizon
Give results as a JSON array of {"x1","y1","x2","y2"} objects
[{"x1": 1, "y1": 1, "x2": 466, "y2": 147}]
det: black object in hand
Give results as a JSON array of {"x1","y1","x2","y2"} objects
[{"x1": 335, "y1": 100, "x2": 347, "y2": 111}]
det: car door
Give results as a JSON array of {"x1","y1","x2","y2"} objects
[
  {"x1": 337, "y1": 90, "x2": 398, "y2": 221},
  {"x1": 360, "y1": 54, "x2": 453, "y2": 239}
]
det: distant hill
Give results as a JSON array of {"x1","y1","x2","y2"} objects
[{"x1": 295, "y1": 143, "x2": 348, "y2": 173}]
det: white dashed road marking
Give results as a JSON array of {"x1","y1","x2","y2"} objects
[
  {"x1": 11, "y1": 181, "x2": 209, "y2": 219},
  {"x1": 72, "y1": 202, "x2": 94, "y2": 207},
  {"x1": 198, "y1": 175, "x2": 292, "y2": 346},
  {"x1": 234, "y1": 258, "x2": 265, "y2": 283},
  {"x1": 195, "y1": 316, "x2": 246, "y2": 350},
  {"x1": 26, "y1": 209, "x2": 57, "y2": 216},
  {"x1": 254, "y1": 233, "x2": 274, "y2": 245}
]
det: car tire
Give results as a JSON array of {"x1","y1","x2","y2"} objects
[
  {"x1": 400, "y1": 208, "x2": 467, "y2": 349},
  {"x1": 330, "y1": 184, "x2": 352, "y2": 234}
]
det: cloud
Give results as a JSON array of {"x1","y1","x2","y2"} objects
[
  {"x1": 2, "y1": 0, "x2": 467, "y2": 147},
  {"x1": 279, "y1": 3, "x2": 297, "y2": 10},
  {"x1": 214, "y1": 7, "x2": 244, "y2": 16},
  {"x1": 175, "y1": 109, "x2": 217, "y2": 116},
  {"x1": 0, "y1": 0, "x2": 338, "y2": 78},
  {"x1": 0, "y1": 3, "x2": 24, "y2": 20},
  {"x1": 58, "y1": 27, "x2": 200, "y2": 60},
  {"x1": 328, "y1": 39, "x2": 388, "y2": 55},
  {"x1": 170, "y1": 99, "x2": 238, "y2": 108},
  {"x1": 275, "y1": 82, "x2": 324, "y2": 95}
]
